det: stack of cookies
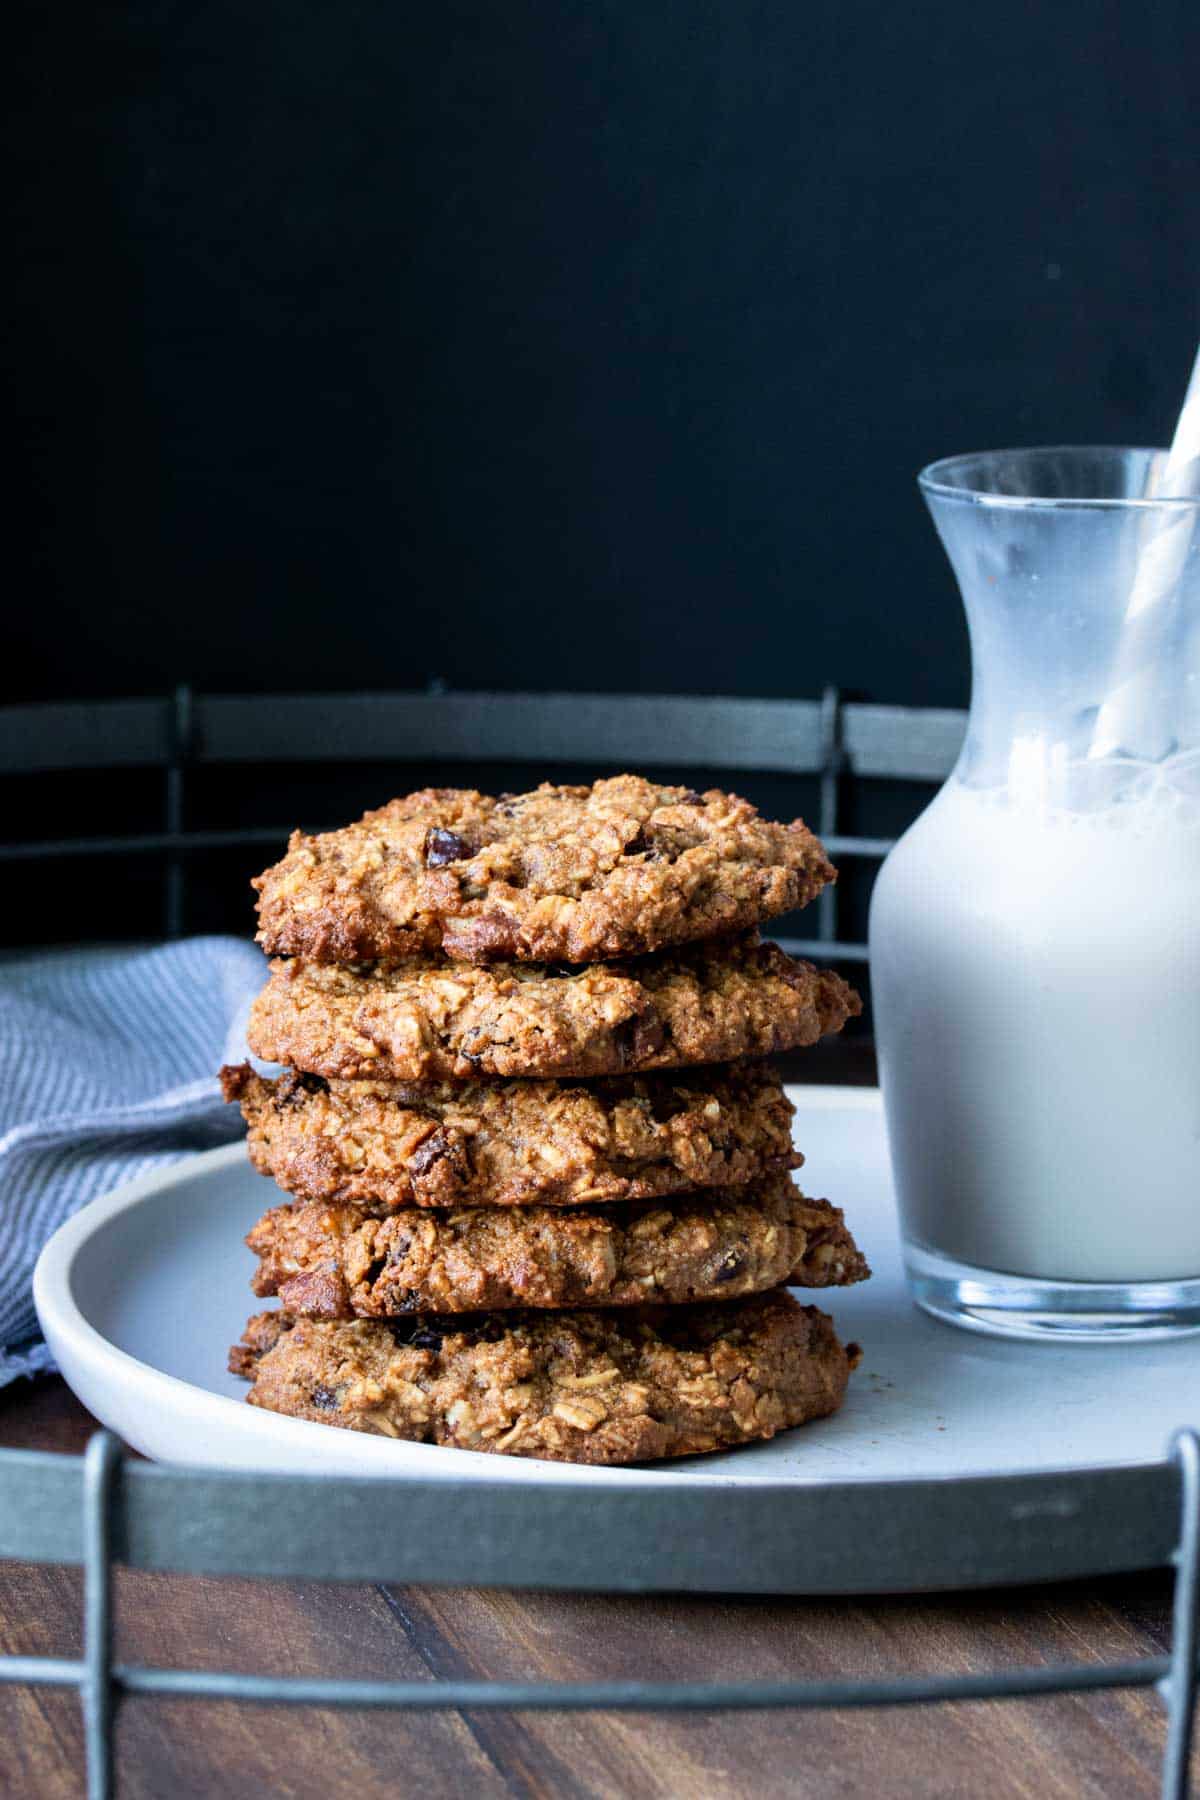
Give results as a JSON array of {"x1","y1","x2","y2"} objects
[{"x1": 223, "y1": 775, "x2": 869, "y2": 1466}]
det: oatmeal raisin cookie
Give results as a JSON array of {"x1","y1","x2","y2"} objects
[
  {"x1": 230, "y1": 1288, "x2": 859, "y2": 1464},
  {"x1": 221, "y1": 1059, "x2": 801, "y2": 1210},
  {"x1": 246, "y1": 934, "x2": 860, "y2": 1082},
  {"x1": 244, "y1": 1177, "x2": 870, "y2": 1317},
  {"x1": 253, "y1": 775, "x2": 834, "y2": 964}
]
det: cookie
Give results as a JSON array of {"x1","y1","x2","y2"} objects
[
  {"x1": 253, "y1": 775, "x2": 834, "y2": 965},
  {"x1": 246, "y1": 933, "x2": 861, "y2": 1081},
  {"x1": 221, "y1": 1059, "x2": 801, "y2": 1210},
  {"x1": 244, "y1": 1176, "x2": 870, "y2": 1317},
  {"x1": 229, "y1": 1288, "x2": 860, "y2": 1464}
]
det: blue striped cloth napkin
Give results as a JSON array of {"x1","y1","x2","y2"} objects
[{"x1": 0, "y1": 936, "x2": 267, "y2": 1385}]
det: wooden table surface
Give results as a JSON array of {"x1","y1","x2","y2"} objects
[{"x1": 1, "y1": 1041, "x2": 1193, "y2": 1800}]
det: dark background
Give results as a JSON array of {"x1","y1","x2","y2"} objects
[{"x1": 5, "y1": 1, "x2": 1199, "y2": 949}]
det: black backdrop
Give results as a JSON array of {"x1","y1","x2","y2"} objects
[{"x1": 9, "y1": 1, "x2": 1199, "y2": 711}]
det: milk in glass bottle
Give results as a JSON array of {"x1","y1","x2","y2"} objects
[{"x1": 870, "y1": 447, "x2": 1200, "y2": 1338}]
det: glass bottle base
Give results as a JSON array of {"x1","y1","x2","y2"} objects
[{"x1": 904, "y1": 1242, "x2": 1200, "y2": 1342}]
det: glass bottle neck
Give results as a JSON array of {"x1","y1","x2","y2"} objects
[{"x1": 924, "y1": 484, "x2": 1200, "y2": 807}]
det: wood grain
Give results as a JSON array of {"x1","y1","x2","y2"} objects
[{"x1": 1, "y1": 1041, "x2": 1192, "y2": 1799}]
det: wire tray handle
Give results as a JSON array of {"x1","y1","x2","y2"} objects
[{"x1": 0, "y1": 1428, "x2": 1196, "y2": 1800}]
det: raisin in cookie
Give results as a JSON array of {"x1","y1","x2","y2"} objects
[
  {"x1": 230, "y1": 1288, "x2": 860, "y2": 1465},
  {"x1": 246, "y1": 933, "x2": 860, "y2": 1082},
  {"x1": 253, "y1": 775, "x2": 834, "y2": 965},
  {"x1": 221, "y1": 1059, "x2": 801, "y2": 1210},
  {"x1": 245, "y1": 1176, "x2": 870, "y2": 1317}
]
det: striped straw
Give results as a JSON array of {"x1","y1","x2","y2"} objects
[{"x1": 1089, "y1": 343, "x2": 1200, "y2": 762}]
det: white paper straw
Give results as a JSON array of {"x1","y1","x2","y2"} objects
[{"x1": 1089, "y1": 344, "x2": 1200, "y2": 762}]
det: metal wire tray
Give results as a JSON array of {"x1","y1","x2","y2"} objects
[{"x1": 0, "y1": 687, "x2": 1196, "y2": 1797}]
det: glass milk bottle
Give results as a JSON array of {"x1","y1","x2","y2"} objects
[{"x1": 870, "y1": 447, "x2": 1200, "y2": 1339}]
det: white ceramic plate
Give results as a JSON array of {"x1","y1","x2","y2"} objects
[{"x1": 34, "y1": 1087, "x2": 1199, "y2": 1488}]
